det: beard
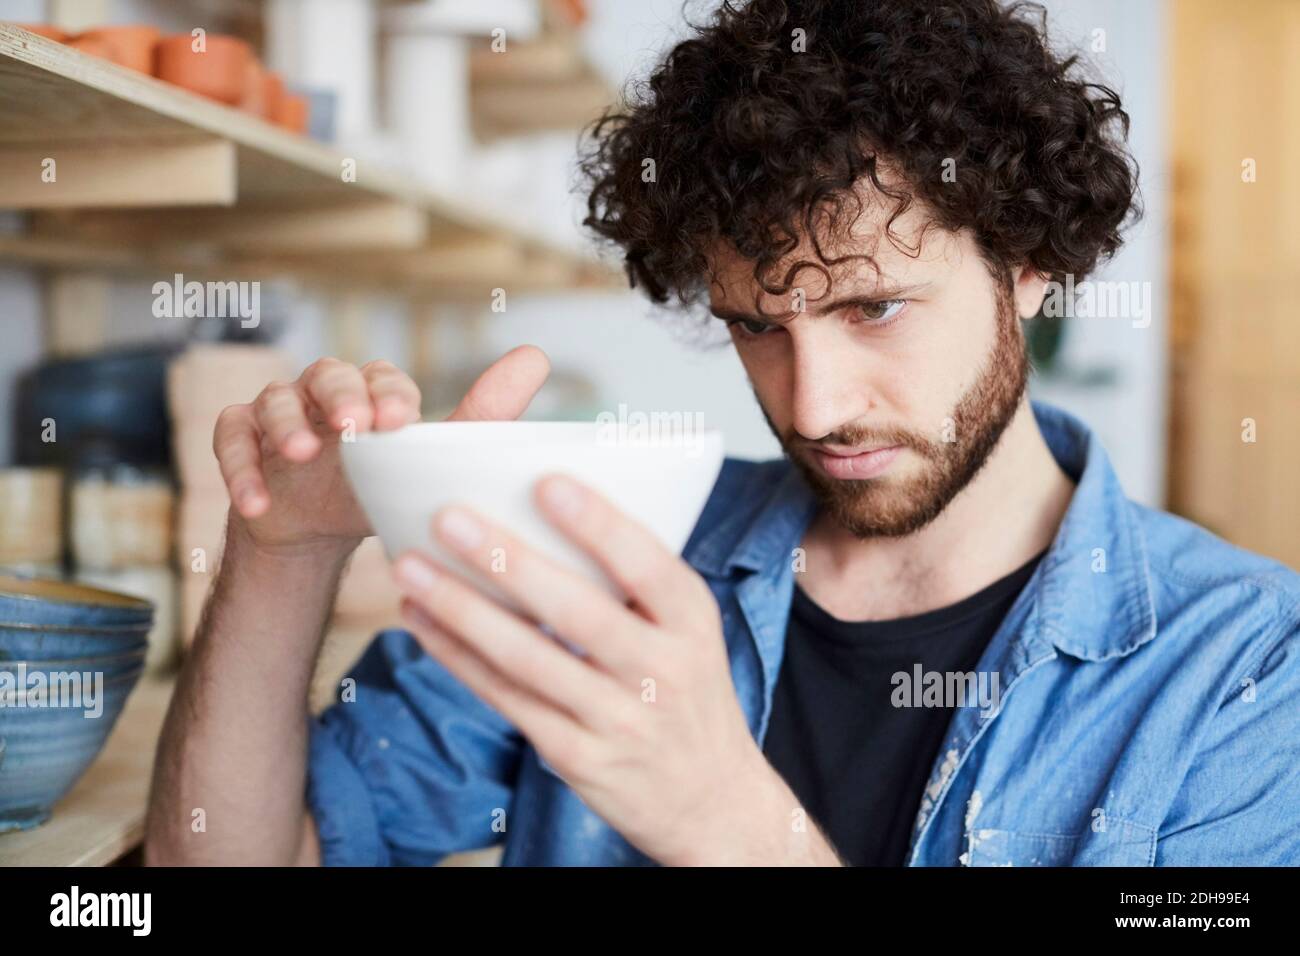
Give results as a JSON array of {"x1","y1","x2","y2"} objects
[{"x1": 758, "y1": 281, "x2": 1029, "y2": 539}]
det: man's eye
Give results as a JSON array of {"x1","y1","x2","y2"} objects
[
  {"x1": 855, "y1": 299, "x2": 907, "y2": 324},
  {"x1": 730, "y1": 318, "x2": 776, "y2": 337}
]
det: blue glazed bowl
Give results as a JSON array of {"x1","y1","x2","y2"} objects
[
  {"x1": 0, "y1": 664, "x2": 144, "y2": 832},
  {"x1": 0, "y1": 576, "x2": 154, "y2": 630},
  {"x1": 0, "y1": 650, "x2": 148, "y2": 683},
  {"x1": 0, "y1": 621, "x2": 148, "y2": 662}
]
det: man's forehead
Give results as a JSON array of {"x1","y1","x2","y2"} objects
[{"x1": 704, "y1": 186, "x2": 955, "y2": 305}]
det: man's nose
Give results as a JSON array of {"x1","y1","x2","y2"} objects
[{"x1": 787, "y1": 323, "x2": 878, "y2": 441}]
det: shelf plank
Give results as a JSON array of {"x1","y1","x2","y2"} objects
[
  {"x1": 0, "y1": 139, "x2": 236, "y2": 208},
  {"x1": 0, "y1": 674, "x2": 175, "y2": 868},
  {"x1": 35, "y1": 201, "x2": 431, "y2": 251}
]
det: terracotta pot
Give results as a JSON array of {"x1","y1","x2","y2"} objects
[
  {"x1": 12, "y1": 24, "x2": 67, "y2": 42},
  {"x1": 262, "y1": 70, "x2": 285, "y2": 122},
  {"x1": 551, "y1": 0, "x2": 589, "y2": 27},
  {"x1": 67, "y1": 34, "x2": 115, "y2": 61},
  {"x1": 155, "y1": 33, "x2": 252, "y2": 106},
  {"x1": 274, "y1": 93, "x2": 309, "y2": 134},
  {"x1": 238, "y1": 58, "x2": 267, "y2": 116},
  {"x1": 78, "y1": 25, "x2": 160, "y2": 74}
]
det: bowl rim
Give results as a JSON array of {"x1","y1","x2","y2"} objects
[
  {"x1": 0, "y1": 575, "x2": 154, "y2": 613},
  {"x1": 346, "y1": 419, "x2": 725, "y2": 447}
]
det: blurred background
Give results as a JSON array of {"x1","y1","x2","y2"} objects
[{"x1": 0, "y1": 0, "x2": 1293, "y2": 864}]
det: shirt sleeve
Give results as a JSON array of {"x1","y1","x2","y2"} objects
[
  {"x1": 1155, "y1": 622, "x2": 1300, "y2": 865},
  {"x1": 305, "y1": 628, "x2": 524, "y2": 866}
]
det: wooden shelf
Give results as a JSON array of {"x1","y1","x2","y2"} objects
[
  {"x1": 0, "y1": 674, "x2": 175, "y2": 868},
  {"x1": 0, "y1": 24, "x2": 620, "y2": 296},
  {"x1": 469, "y1": 32, "x2": 617, "y2": 141}
]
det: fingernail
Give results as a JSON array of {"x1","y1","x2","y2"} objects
[
  {"x1": 436, "y1": 507, "x2": 484, "y2": 551},
  {"x1": 394, "y1": 554, "x2": 439, "y2": 592},
  {"x1": 541, "y1": 475, "x2": 584, "y2": 519}
]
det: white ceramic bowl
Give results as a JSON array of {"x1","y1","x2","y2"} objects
[{"x1": 340, "y1": 421, "x2": 725, "y2": 609}]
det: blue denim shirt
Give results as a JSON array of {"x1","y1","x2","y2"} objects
[{"x1": 306, "y1": 401, "x2": 1300, "y2": 866}]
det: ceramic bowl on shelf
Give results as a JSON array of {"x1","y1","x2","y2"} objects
[
  {"x1": 0, "y1": 649, "x2": 148, "y2": 682},
  {"x1": 0, "y1": 621, "x2": 147, "y2": 662},
  {"x1": 0, "y1": 576, "x2": 152, "y2": 832},
  {"x1": 339, "y1": 420, "x2": 724, "y2": 610},
  {"x1": 0, "y1": 664, "x2": 144, "y2": 832}
]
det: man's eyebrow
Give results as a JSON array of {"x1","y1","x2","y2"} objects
[{"x1": 708, "y1": 283, "x2": 932, "y2": 323}]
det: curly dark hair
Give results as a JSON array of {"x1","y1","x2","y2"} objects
[{"x1": 579, "y1": 0, "x2": 1141, "y2": 311}]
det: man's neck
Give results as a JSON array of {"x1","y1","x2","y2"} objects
[{"x1": 797, "y1": 398, "x2": 1076, "y2": 621}]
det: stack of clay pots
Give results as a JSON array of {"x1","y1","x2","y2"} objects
[
  {"x1": 0, "y1": 468, "x2": 63, "y2": 578},
  {"x1": 70, "y1": 465, "x2": 178, "y2": 674},
  {"x1": 12, "y1": 23, "x2": 309, "y2": 133}
]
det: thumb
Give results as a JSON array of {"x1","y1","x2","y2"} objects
[{"x1": 444, "y1": 345, "x2": 551, "y2": 422}]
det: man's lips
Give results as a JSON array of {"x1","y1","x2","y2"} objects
[{"x1": 811, "y1": 444, "x2": 904, "y2": 480}]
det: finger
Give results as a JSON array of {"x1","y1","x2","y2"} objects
[
  {"x1": 361, "y1": 360, "x2": 422, "y2": 431},
  {"x1": 429, "y1": 504, "x2": 651, "y2": 680},
  {"x1": 299, "y1": 358, "x2": 374, "y2": 432},
  {"x1": 251, "y1": 381, "x2": 320, "y2": 462},
  {"x1": 392, "y1": 551, "x2": 625, "y2": 731},
  {"x1": 445, "y1": 345, "x2": 550, "y2": 422},
  {"x1": 400, "y1": 599, "x2": 595, "y2": 766},
  {"x1": 534, "y1": 474, "x2": 713, "y2": 632},
  {"x1": 213, "y1": 404, "x2": 271, "y2": 517}
]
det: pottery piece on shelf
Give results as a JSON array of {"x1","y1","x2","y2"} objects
[
  {"x1": 0, "y1": 468, "x2": 63, "y2": 569},
  {"x1": 77, "y1": 25, "x2": 160, "y2": 74},
  {"x1": 273, "y1": 92, "x2": 309, "y2": 134},
  {"x1": 66, "y1": 33, "x2": 114, "y2": 61},
  {"x1": 291, "y1": 85, "x2": 337, "y2": 142},
  {"x1": 70, "y1": 470, "x2": 174, "y2": 571},
  {"x1": 155, "y1": 33, "x2": 252, "y2": 105},
  {"x1": 10, "y1": 24, "x2": 67, "y2": 43},
  {"x1": 238, "y1": 58, "x2": 265, "y2": 116},
  {"x1": 262, "y1": 70, "x2": 285, "y2": 121}
]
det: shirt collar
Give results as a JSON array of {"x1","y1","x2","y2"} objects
[{"x1": 689, "y1": 400, "x2": 1157, "y2": 661}]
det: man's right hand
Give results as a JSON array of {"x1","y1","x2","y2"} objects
[{"x1": 212, "y1": 345, "x2": 551, "y2": 559}]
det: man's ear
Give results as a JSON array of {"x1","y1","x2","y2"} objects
[{"x1": 1011, "y1": 265, "x2": 1052, "y2": 320}]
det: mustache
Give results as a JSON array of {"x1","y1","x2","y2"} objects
[
  {"x1": 790, "y1": 425, "x2": 942, "y2": 460},
  {"x1": 751, "y1": 385, "x2": 944, "y2": 461}
]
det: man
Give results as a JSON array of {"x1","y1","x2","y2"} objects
[{"x1": 147, "y1": 0, "x2": 1300, "y2": 866}]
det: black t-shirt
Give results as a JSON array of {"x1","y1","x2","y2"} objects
[{"x1": 761, "y1": 551, "x2": 1044, "y2": 866}]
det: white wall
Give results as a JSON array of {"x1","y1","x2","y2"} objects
[{"x1": 1031, "y1": 0, "x2": 1169, "y2": 507}]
